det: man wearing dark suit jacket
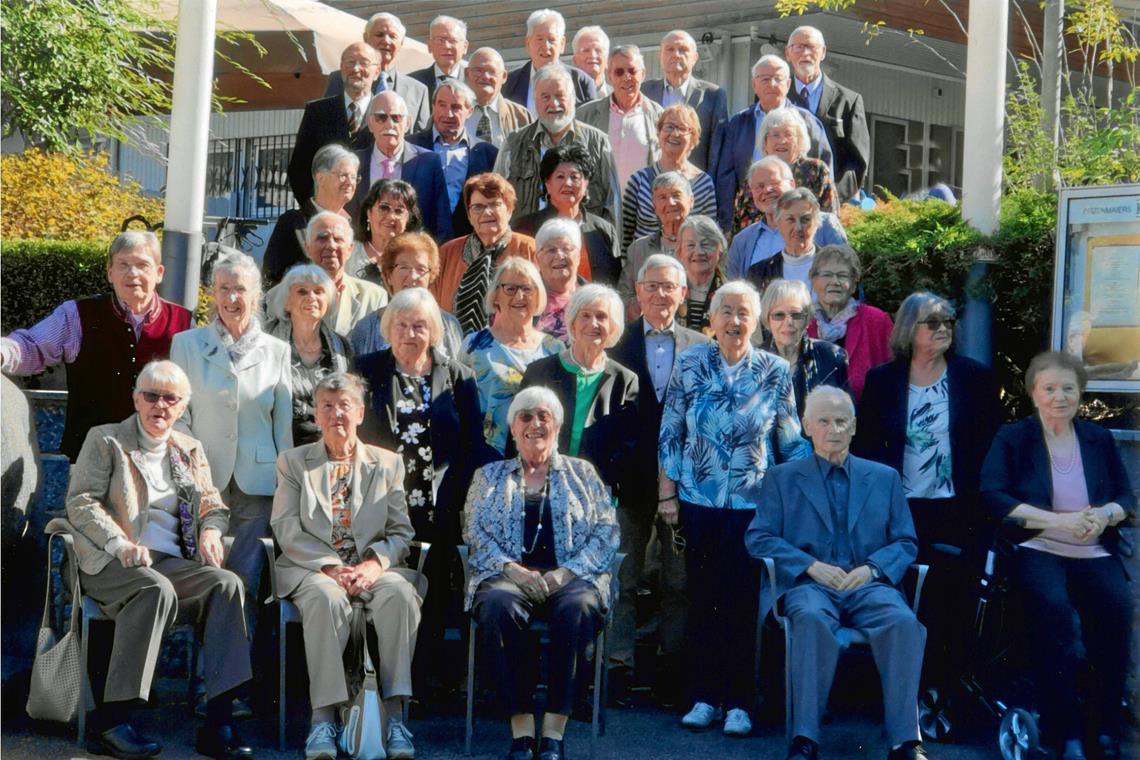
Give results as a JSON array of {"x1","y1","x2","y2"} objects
[
  {"x1": 288, "y1": 42, "x2": 379, "y2": 207},
  {"x1": 355, "y1": 91, "x2": 452, "y2": 241},
  {"x1": 608, "y1": 254, "x2": 710, "y2": 703},
  {"x1": 746, "y1": 387, "x2": 928, "y2": 760},
  {"x1": 323, "y1": 12, "x2": 431, "y2": 133},
  {"x1": 785, "y1": 26, "x2": 870, "y2": 203},
  {"x1": 643, "y1": 30, "x2": 729, "y2": 172},
  {"x1": 407, "y1": 80, "x2": 499, "y2": 239},
  {"x1": 501, "y1": 8, "x2": 597, "y2": 112},
  {"x1": 408, "y1": 14, "x2": 469, "y2": 101},
  {"x1": 711, "y1": 55, "x2": 833, "y2": 231}
]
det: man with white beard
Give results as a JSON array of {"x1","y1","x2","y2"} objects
[{"x1": 494, "y1": 63, "x2": 621, "y2": 227}]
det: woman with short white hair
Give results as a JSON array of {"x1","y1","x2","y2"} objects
[
  {"x1": 659, "y1": 279, "x2": 810, "y2": 736},
  {"x1": 534, "y1": 217, "x2": 585, "y2": 341},
  {"x1": 675, "y1": 214, "x2": 727, "y2": 334}
]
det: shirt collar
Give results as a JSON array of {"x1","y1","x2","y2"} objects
[
  {"x1": 814, "y1": 452, "x2": 850, "y2": 478},
  {"x1": 373, "y1": 143, "x2": 402, "y2": 162},
  {"x1": 643, "y1": 318, "x2": 676, "y2": 336},
  {"x1": 754, "y1": 98, "x2": 788, "y2": 120},
  {"x1": 609, "y1": 92, "x2": 644, "y2": 115},
  {"x1": 665, "y1": 76, "x2": 692, "y2": 97},
  {"x1": 796, "y1": 74, "x2": 824, "y2": 98},
  {"x1": 480, "y1": 96, "x2": 501, "y2": 114},
  {"x1": 433, "y1": 127, "x2": 469, "y2": 147},
  {"x1": 434, "y1": 63, "x2": 461, "y2": 79},
  {"x1": 113, "y1": 294, "x2": 160, "y2": 325}
]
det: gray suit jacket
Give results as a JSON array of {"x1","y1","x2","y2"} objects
[
  {"x1": 576, "y1": 95, "x2": 663, "y2": 170},
  {"x1": 745, "y1": 453, "x2": 918, "y2": 594},
  {"x1": 642, "y1": 77, "x2": 728, "y2": 171},
  {"x1": 324, "y1": 69, "x2": 431, "y2": 133},
  {"x1": 270, "y1": 440, "x2": 415, "y2": 597}
]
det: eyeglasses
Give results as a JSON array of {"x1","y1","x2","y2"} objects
[
  {"x1": 755, "y1": 75, "x2": 789, "y2": 86},
  {"x1": 611, "y1": 66, "x2": 640, "y2": 78},
  {"x1": 139, "y1": 390, "x2": 183, "y2": 406},
  {"x1": 670, "y1": 523, "x2": 686, "y2": 555},
  {"x1": 517, "y1": 410, "x2": 553, "y2": 424},
  {"x1": 640, "y1": 280, "x2": 680, "y2": 294},
  {"x1": 661, "y1": 123, "x2": 692, "y2": 135},
  {"x1": 919, "y1": 317, "x2": 956, "y2": 331},
  {"x1": 814, "y1": 270, "x2": 853, "y2": 282},
  {"x1": 769, "y1": 311, "x2": 808, "y2": 323},
  {"x1": 788, "y1": 42, "x2": 822, "y2": 53},
  {"x1": 499, "y1": 283, "x2": 535, "y2": 297},
  {"x1": 375, "y1": 202, "x2": 409, "y2": 217},
  {"x1": 393, "y1": 263, "x2": 430, "y2": 277},
  {"x1": 469, "y1": 199, "x2": 506, "y2": 215},
  {"x1": 370, "y1": 111, "x2": 405, "y2": 123},
  {"x1": 329, "y1": 172, "x2": 361, "y2": 183}
]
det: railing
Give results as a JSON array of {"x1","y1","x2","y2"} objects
[{"x1": 205, "y1": 134, "x2": 296, "y2": 220}]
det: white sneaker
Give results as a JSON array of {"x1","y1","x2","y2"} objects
[
  {"x1": 304, "y1": 721, "x2": 338, "y2": 760},
  {"x1": 723, "y1": 708, "x2": 752, "y2": 736},
  {"x1": 386, "y1": 719, "x2": 416, "y2": 759},
  {"x1": 681, "y1": 701, "x2": 721, "y2": 730}
]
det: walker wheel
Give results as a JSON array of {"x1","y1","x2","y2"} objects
[
  {"x1": 918, "y1": 687, "x2": 953, "y2": 742},
  {"x1": 998, "y1": 708, "x2": 1040, "y2": 760}
]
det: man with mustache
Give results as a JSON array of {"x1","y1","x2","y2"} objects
[
  {"x1": 501, "y1": 8, "x2": 598, "y2": 113},
  {"x1": 494, "y1": 64, "x2": 620, "y2": 227},
  {"x1": 324, "y1": 12, "x2": 430, "y2": 133},
  {"x1": 464, "y1": 47, "x2": 534, "y2": 148},
  {"x1": 409, "y1": 14, "x2": 469, "y2": 101},
  {"x1": 577, "y1": 45, "x2": 663, "y2": 191},
  {"x1": 572, "y1": 25, "x2": 611, "y2": 99},
  {"x1": 354, "y1": 91, "x2": 453, "y2": 241}
]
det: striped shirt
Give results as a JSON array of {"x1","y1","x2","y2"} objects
[{"x1": 620, "y1": 164, "x2": 718, "y2": 253}]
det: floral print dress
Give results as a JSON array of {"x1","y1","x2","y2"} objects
[
  {"x1": 391, "y1": 371, "x2": 436, "y2": 537},
  {"x1": 901, "y1": 372, "x2": 955, "y2": 499}
]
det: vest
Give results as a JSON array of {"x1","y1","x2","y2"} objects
[{"x1": 62, "y1": 294, "x2": 193, "y2": 461}]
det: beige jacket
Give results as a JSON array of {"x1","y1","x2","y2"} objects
[
  {"x1": 270, "y1": 440, "x2": 415, "y2": 598},
  {"x1": 65, "y1": 416, "x2": 229, "y2": 576}
]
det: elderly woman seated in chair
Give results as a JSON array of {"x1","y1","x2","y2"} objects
[
  {"x1": 270, "y1": 372, "x2": 422, "y2": 760},
  {"x1": 463, "y1": 386, "x2": 619, "y2": 760},
  {"x1": 64, "y1": 359, "x2": 252, "y2": 760}
]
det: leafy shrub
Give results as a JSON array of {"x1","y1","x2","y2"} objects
[
  {"x1": 0, "y1": 151, "x2": 163, "y2": 241},
  {"x1": 1, "y1": 240, "x2": 110, "y2": 333}
]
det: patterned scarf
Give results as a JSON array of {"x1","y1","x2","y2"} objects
[
  {"x1": 167, "y1": 443, "x2": 199, "y2": 560},
  {"x1": 212, "y1": 315, "x2": 264, "y2": 365},
  {"x1": 454, "y1": 232, "x2": 510, "y2": 334},
  {"x1": 813, "y1": 299, "x2": 860, "y2": 343}
]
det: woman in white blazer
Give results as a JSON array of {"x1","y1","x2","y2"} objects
[{"x1": 171, "y1": 250, "x2": 293, "y2": 654}]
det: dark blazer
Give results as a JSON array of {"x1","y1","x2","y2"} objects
[
  {"x1": 745, "y1": 453, "x2": 919, "y2": 592},
  {"x1": 980, "y1": 416, "x2": 1136, "y2": 555},
  {"x1": 710, "y1": 103, "x2": 833, "y2": 230},
  {"x1": 324, "y1": 69, "x2": 431, "y2": 133},
  {"x1": 788, "y1": 75, "x2": 870, "y2": 203},
  {"x1": 503, "y1": 62, "x2": 598, "y2": 109},
  {"x1": 642, "y1": 77, "x2": 729, "y2": 171},
  {"x1": 408, "y1": 61, "x2": 468, "y2": 101},
  {"x1": 516, "y1": 353, "x2": 639, "y2": 498},
  {"x1": 262, "y1": 199, "x2": 320, "y2": 290},
  {"x1": 514, "y1": 206, "x2": 621, "y2": 285},
  {"x1": 757, "y1": 335, "x2": 849, "y2": 419},
  {"x1": 406, "y1": 129, "x2": 499, "y2": 238},
  {"x1": 610, "y1": 318, "x2": 710, "y2": 509},
  {"x1": 354, "y1": 142, "x2": 453, "y2": 242},
  {"x1": 355, "y1": 347, "x2": 498, "y2": 545},
  {"x1": 287, "y1": 95, "x2": 375, "y2": 208},
  {"x1": 854, "y1": 354, "x2": 1002, "y2": 501}
]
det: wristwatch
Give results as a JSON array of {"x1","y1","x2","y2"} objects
[{"x1": 867, "y1": 564, "x2": 882, "y2": 581}]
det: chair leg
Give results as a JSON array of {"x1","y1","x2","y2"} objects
[
  {"x1": 187, "y1": 634, "x2": 199, "y2": 713},
  {"x1": 465, "y1": 619, "x2": 476, "y2": 756},
  {"x1": 78, "y1": 612, "x2": 91, "y2": 747},
  {"x1": 784, "y1": 624, "x2": 793, "y2": 742},
  {"x1": 591, "y1": 629, "x2": 604, "y2": 760},
  {"x1": 278, "y1": 607, "x2": 287, "y2": 751}
]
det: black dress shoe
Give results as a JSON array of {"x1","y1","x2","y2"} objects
[
  {"x1": 195, "y1": 723, "x2": 254, "y2": 759},
  {"x1": 1097, "y1": 735, "x2": 1120, "y2": 760},
  {"x1": 886, "y1": 741, "x2": 928, "y2": 760},
  {"x1": 787, "y1": 736, "x2": 819, "y2": 760},
  {"x1": 537, "y1": 737, "x2": 564, "y2": 760},
  {"x1": 88, "y1": 723, "x2": 162, "y2": 760},
  {"x1": 607, "y1": 666, "x2": 633, "y2": 708},
  {"x1": 506, "y1": 736, "x2": 535, "y2": 760}
]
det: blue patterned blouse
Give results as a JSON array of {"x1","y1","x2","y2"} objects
[{"x1": 659, "y1": 343, "x2": 811, "y2": 509}]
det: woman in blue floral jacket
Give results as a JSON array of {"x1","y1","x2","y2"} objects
[
  {"x1": 464, "y1": 386, "x2": 619, "y2": 760},
  {"x1": 658, "y1": 280, "x2": 811, "y2": 737}
]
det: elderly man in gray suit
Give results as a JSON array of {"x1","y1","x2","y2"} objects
[
  {"x1": 642, "y1": 30, "x2": 728, "y2": 172},
  {"x1": 746, "y1": 386, "x2": 928, "y2": 760},
  {"x1": 324, "y1": 12, "x2": 431, "y2": 133}
]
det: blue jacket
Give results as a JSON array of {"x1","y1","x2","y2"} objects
[
  {"x1": 354, "y1": 142, "x2": 453, "y2": 242},
  {"x1": 406, "y1": 128, "x2": 499, "y2": 238},
  {"x1": 725, "y1": 213, "x2": 847, "y2": 279}
]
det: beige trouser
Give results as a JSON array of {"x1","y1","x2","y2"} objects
[{"x1": 290, "y1": 570, "x2": 424, "y2": 709}]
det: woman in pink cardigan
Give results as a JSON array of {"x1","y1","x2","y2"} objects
[{"x1": 805, "y1": 244, "x2": 893, "y2": 401}]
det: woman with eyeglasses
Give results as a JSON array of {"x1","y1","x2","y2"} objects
[
  {"x1": 533, "y1": 218, "x2": 586, "y2": 342},
  {"x1": 757, "y1": 279, "x2": 848, "y2": 418},
  {"x1": 463, "y1": 386, "x2": 619, "y2": 760},
  {"x1": 854, "y1": 291, "x2": 1002, "y2": 699},
  {"x1": 674, "y1": 215, "x2": 727, "y2": 335},
  {"x1": 344, "y1": 178, "x2": 424, "y2": 287}
]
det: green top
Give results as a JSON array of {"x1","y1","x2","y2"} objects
[{"x1": 559, "y1": 353, "x2": 605, "y2": 457}]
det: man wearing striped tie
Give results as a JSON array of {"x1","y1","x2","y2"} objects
[{"x1": 464, "y1": 48, "x2": 534, "y2": 149}]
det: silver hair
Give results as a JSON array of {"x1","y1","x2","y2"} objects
[
  {"x1": 748, "y1": 155, "x2": 794, "y2": 184},
  {"x1": 305, "y1": 210, "x2": 355, "y2": 245},
  {"x1": 759, "y1": 278, "x2": 812, "y2": 323},
  {"x1": 430, "y1": 14, "x2": 467, "y2": 36},
  {"x1": 609, "y1": 44, "x2": 644, "y2": 70},
  {"x1": 365, "y1": 12, "x2": 405, "y2": 40},
  {"x1": 789, "y1": 25, "x2": 826, "y2": 46},
  {"x1": 564, "y1": 283, "x2": 624, "y2": 349},
  {"x1": 638, "y1": 253, "x2": 687, "y2": 286},
  {"x1": 279, "y1": 264, "x2": 335, "y2": 315},
  {"x1": 508, "y1": 386, "x2": 565, "y2": 428},
  {"x1": 433, "y1": 78, "x2": 477, "y2": 109},
  {"x1": 379, "y1": 286, "x2": 445, "y2": 348},
  {"x1": 809, "y1": 244, "x2": 863, "y2": 286},
  {"x1": 803, "y1": 385, "x2": 855, "y2": 420},
  {"x1": 311, "y1": 143, "x2": 360, "y2": 181},
  {"x1": 890, "y1": 291, "x2": 957, "y2": 360},
  {"x1": 533, "y1": 62, "x2": 575, "y2": 94},
  {"x1": 314, "y1": 372, "x2": 367, "y2": 407},
  {"x1": 109, "y1": 230, "x2": 162, "y2": 267},
  {"x1": 651, "y1": 170, "x2": 694, "y2": 200},
  {"x1": 211, "y1": 248, "x2": 262, "y2": 305},
  {"x1": 469, "y1": 46, "x2": 505, "y2": 69},
  {"x1": 526, "y1": 8, "x2": 566, "y2": 37},
  {"x1": 757, "y1": 107, "x2": 811, "y2": 162},
  {"x1": 368, "y1": 91, "x2": 408, "y2": 116},
  {"x1": 487, "y1": 257, "x2": 547, "y2": 316},
  {"x1": 572, "y1": 25, "x2": 610, "y2": 52},
  {"x1": 774, "y1": 187, "x2": 821, "y2": 222},
  {"x1": 662, "y1": 29, "x2": 697, "y2": 48},
  {"x1": 709, "y1": 279, "x2": 761, "y2": 320},
  {"x1": 135, "y1": 359, "x2": 191, "y2": 398},
  {"x1": 751, "y1": 54, "x2": 790, "y2": 79},
  {"x1": 678, "y1": 213, "x2": 727, "y2": 253},
  {"x1": 535, "y1": 216, "x2": 583, "y2": 252}
]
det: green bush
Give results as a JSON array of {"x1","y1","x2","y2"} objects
[{"x1": 1, "y1": 239, "x2": 110, "y2": 333}]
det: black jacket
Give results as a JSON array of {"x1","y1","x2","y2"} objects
[
  {"x1": 758, "y1": 335, "x2": 849, "y2": 419},
  {"x1": 287, "y1": 95, "x2": 374, "y2": 209}
]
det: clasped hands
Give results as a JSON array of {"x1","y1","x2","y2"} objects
[
  {"x1": 115, "y1": 527, "x2": 225, "y2": 569},
  {"x1": 322, "y1": 557, "x2": 385, "y2": 596},
  {"x1": 1060, "y1": 507, "x2": 1110, "y2": 542},
  {"x1": 806, "y1": 561, "x2": 875, "y2": 592},
  {"x1": 505, "y1": 562, "x2": 576, "y2": 603}
]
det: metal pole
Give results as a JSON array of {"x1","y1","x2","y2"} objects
[
  {"x1": 159, "y1": 0, "x2": 217, "y2": 311},
  {"x1": 1039, "y1": 0, "x2": 1064, "y2": 191},
  {"x1": 958, "y1": 0, "x2": 1009, "y2": 367}
]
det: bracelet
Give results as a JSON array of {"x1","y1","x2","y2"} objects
[{"x1": 658, "y1": 495, "x2": 677, "y2": 503}]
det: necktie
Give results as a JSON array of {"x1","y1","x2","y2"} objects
[
  {"x1": 377, "y1": 73, "x2": 389, "y2": 92},
  {"x1": 381, "y1": 157, "x2": 396, "y2": 179},
  {"x1": 476, "y1": 107, "x2": 492, "y2": 141},
  {"x1": 646, "y1": 328, "x2": 674, "y2": 337},
  {"x1": 800, "y1": 86, "x2": 809, "y2": 103},
  {"x1": 347, "y1": 102, "x2": 361, "y2": 134}
]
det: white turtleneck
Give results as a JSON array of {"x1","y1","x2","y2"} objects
[{"x1": 136, "y1": 422, "x2": 182, "y2": 557}]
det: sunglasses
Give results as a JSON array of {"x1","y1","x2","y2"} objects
[
  {"x1": 370, "y1": 112, "x2": 405, "y2": 123},
  {"x1": 139, "y1": 390, "x2": 183, "y2": 406},
  {"x1": 919, "y1": 317, "x2": 956, "y2": 331},
  {"x1": 769, "y1": 311, "x2": 808, "y2": 323},
  {"x1": 517, "y1": 410, "x2": 553, "y2": 424}
]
